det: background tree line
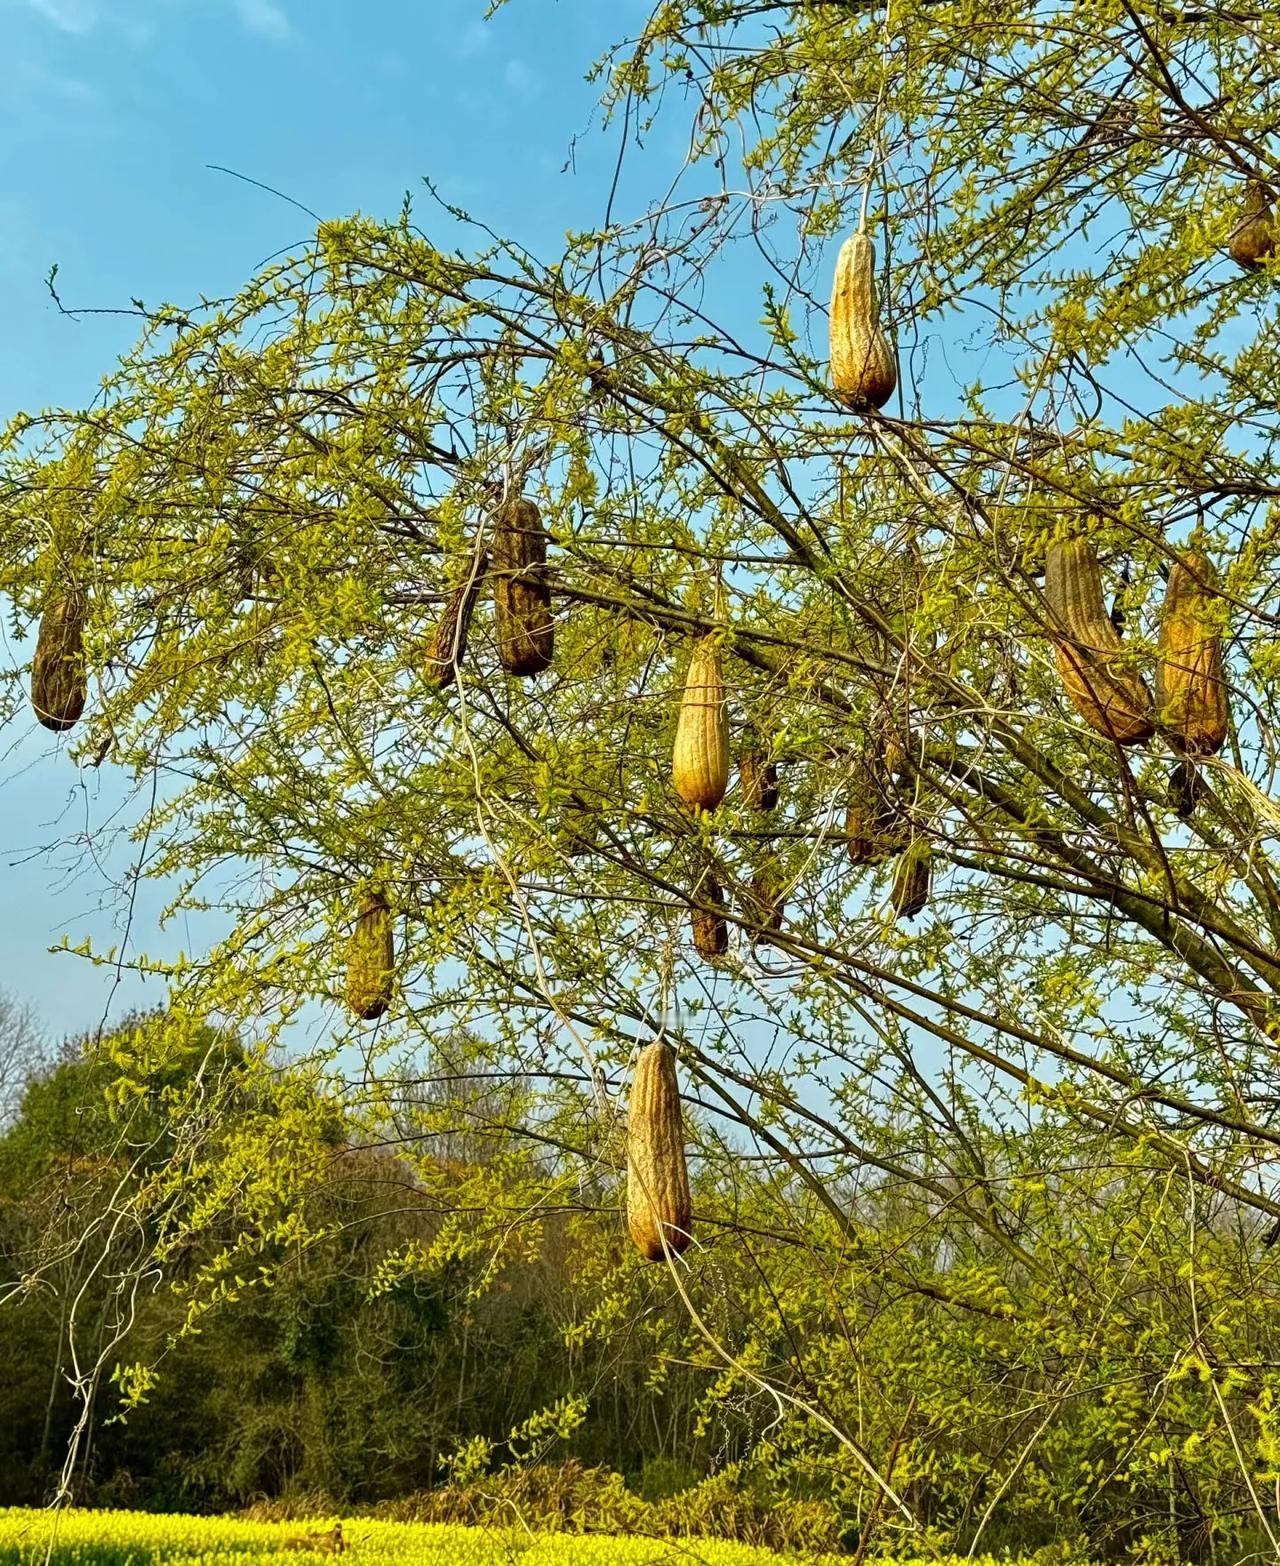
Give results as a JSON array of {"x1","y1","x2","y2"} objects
[{"x1": 1, "y1": 1006, "x2": 1277, "y2": 1562}]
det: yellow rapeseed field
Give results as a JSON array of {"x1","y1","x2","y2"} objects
[
  {"x1": 0, "y1": 1508, "x2": 851, "y2": 1566},
  {"x1": 0, "y1": 1509, "x2": 1061, "y2": 1566}
]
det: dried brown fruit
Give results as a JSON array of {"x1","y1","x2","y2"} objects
[
  {"x1": 345, "y1": 891, "x2": 394, "y2": 1021},
  {"x1": 890, "y1": 843, "x2": 931, "y2": 921},
  {"x1": 673, "y1": 635, "x2": 729, "y2": 813},
  {"x1": 691, "y1": 866, "x2": 729, "y2": 959},
  {"x1": 626, "y1": 1040, "x2": 693, "y2": 1262},
  {"x1": 846, "y1": 797, "x2": 908, "y2": 866},
  {"x1": 32, "y1": 587, "x2": 87, "y2": 732},
  {"x1": 492, "y1": 496, "x2": 552, "y2": 676},
  {"x1": 1228, "y1": 180, "x2": 1275, "y2": 271},
  {"x1": 1157, "y1": 551, "x2": 1228, "y2": 757},
  {"x1": 425, "y1": 553, "x2": 488, "y2": 689},
  {"x1": 829, "y1": 230, "x2": 898, "y2": 412},
  {"x1": 1044, "y1": 537, "x2": 1155, "y2": 745},
  {"x1": 745, "y1": 858, "x2": 785, "y2": 938},
  {"x1": 1167, "y1": 760, "x2": 1204, "y2": 821},
  {"x1": 739, "y1": 746, "x2": 779, "y2": 812}
]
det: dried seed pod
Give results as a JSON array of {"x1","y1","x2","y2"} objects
[
  {"x1": 345, "y1": 891, "x2": 394, "y2": 1021},
  {"x1": 690, "y1": 869, "x2": 729, "y2": 959},
  {"x1": 846, "y1": 797, "x2": 908, "y2": 866},
  {"x1": 1156, "y1": 552, "x2": 1228, "y2": 758},
  {"x1": 626, "y1": 1040, "x2": 692, "y2": 1262},
  {"x1": 747, "y1": 862, "x2": 785, "y2": 936},
  {"x1": 425, "y1": 553, "x2": 488, "y2": 689},
  {"x1": 1044, "y1": 538, "x2": 1155, "y2": 745},
  {"x1": 672, "y1": 635, "x2": 729, "y2": 813},
  {"x1": 739, "y1": 746, "x2": 779, "y2": 812},
  {"x1": 1228, "y1": 180, "x2": 1275, "y2": 271},
  {"x1": 829, "y1": 230, "x2": 898, "y2": 412},
  {"x1": 32, "y1": 587, "x2": 87, "y2": 732},
  {"x1": 492, "y1": 496, "x2": 552, "y2": 676},
  {"x1": 1168, "y1": 760, "x2": 1204, "y2": 821},
  {"x1": 890, "y1": 844, "x2": 931, "y2": 922}
]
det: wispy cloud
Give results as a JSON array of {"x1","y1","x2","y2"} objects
[
  {"x1": 503, "y1": 57, "x2": 541, "y2": 99},
  {"x1": 232, "y1": 0, "x2": 289, "y2": 41},
  {"x1": 11, "y1": 0, "x2": 98, "y2": 33}
]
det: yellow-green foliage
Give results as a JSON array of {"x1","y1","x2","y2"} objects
[
  {"x1": 0, "y1": 1510, "x2": 1076, "y2": 1566},
  {"x1": 0, "y1": 1508, "x2": 854, "y2": 1566}
]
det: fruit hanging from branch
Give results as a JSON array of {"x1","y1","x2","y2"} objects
[
  {"x1": 1157, "y1": 551, "x2": 1229, "y2": 758},
  {"x1": 829, "y1": 229, "x2": 898, "y2": 411},
  {"x1": 626, "y1": 1040, "x2": 693, "y2": 1262},
  {"x1": 424, "y1": 553, "x2": 489, "y2": 690},
  {"x1": 672, "y1": 632, "x2": 729, "y2": 813},
  {"x1": 345, "y1": 891, "x2": 395, "y2": 1021},
  {"x1": 493, "y1": 496, "x2": 553, "y2": 676},
  {"x1": 1043, "y1": 537, "x2": 1155, "y2": 745},
  {"x1": 31, "y1": 584, "x2": 87, "y2": 733},
  {"x1": 1228, "y1": 180, "x2": 1276, "y2": 271}
]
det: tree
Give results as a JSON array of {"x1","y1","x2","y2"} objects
[{"x1": 4, "y1": 1, "x2": 1280, "y2": 1553}]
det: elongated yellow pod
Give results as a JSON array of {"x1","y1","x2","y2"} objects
[
  {"x1": 829, "y1": 231, "x2": 898, "y2": 412},
  {"x1": 1044, "y1": 538, "x2": 1154, "y2": 745},
  {"x1": 672, "y1": 634, "x2": 729, "y2": 812},
  {"x1": 493, "y1": 497, "x2": 552, "y2": 676},
  {"x1": 345, "y1": 891, "x2": 394, "y2": 1021},
  {"x1": 1157, "y1": 551, "x2": 1228, "y2": 757},
  {"x1": 32, "y1": 587, "x2": 87, "y2": 732},
  {"x1": 626, "y1": 1040, "x2": 693, "y2": 1262}
]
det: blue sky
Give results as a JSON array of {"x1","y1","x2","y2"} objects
[{"x1": 0, "y1": 0, "x2": 647, "y2": 1042}]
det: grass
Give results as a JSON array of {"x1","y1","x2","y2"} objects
[{"x1": 0, "y1": 1508, "x2": 849, "y2": 1565}]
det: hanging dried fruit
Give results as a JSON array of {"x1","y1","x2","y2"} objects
[
  {"x1": 1044, "y1": 537, "x2": 1155, "y2": 745},
  {"x1": 32, "y1": 586, "x2": 87, "y2": 732},
  {"x1": 747, "y1": 860, "x2": 785, "y2": 936},
  {"x1": 829, "y1": 230, "x2": 898, "y2": 412},
  {"x1": 1167, "y1": 760, "x2": 1204, "y2": 821},
  {"x1": 739, "y1": 745, "x2": 779, "y2": 812},
  {"x1": 493, "y1": 496, "x2": 553, "y2": 676},
  {"x1": 846, "y1": 797, "x2": 908, "y2": 866},
  {"x1": 345, "y1": 891, "x2": 395, "y2": 1021},
  {"x1": 673, "y1": 634, "x2": 729, "y2": 813},
  {"x1": 1228, "y1": 180, "x2": 1275, "y2": 271},
  {"x1": 691, "y1": 868, "x2": 729, "y2": 959},
  {"x1": 425, "y1": 553, "x2": 489, "y2": 689},
  {"x1": 1156, "y1": 551, "x2": 1229, "y2": 757},
  {"x1": 626, "y1": 1040, "x2": 693, "y2": 1262},
  {"x1": 890, "y1": 842, "x2": 931, "y2": 921}
]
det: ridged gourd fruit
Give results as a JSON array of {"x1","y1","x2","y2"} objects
[
  {"x1": 32, "y1": 587, "x2": 87, "y2": 732},
  {"x1": 345, "y1": 891, "x2": 395, "y2": 1021},
  {"x1": 1044, "y1": 538, "x2": 1155, "y2": 745},
  {"x1": 846, "y1": 797, "x2": 907, "y2": 866},
  {"x1": 1156, "y1": 551, "x2": 1228, "y2": 757},
  {"x1": 425, "y1": 553, "x2": 489, "y2": 689},
  {"x1": 1228, "y1": 180, "x2": 1275, "y2": 271},
  {"x1": 626, "y1": 1040, "x2": 693, "y2": 1262},
  {"x1": 672, "y1": 634, "x2": 729, "y2": 813},
  {"x1": 493, "y1": 497, "x2": 553, "y2": 676},
  {"x1": 829, "y1": 230, "x2": 898, "y2": 412}
]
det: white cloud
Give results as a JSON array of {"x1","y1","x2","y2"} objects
[
  {"x1": 231, "y1": 0, "x2": 289, "y2": 40},
  {"x1": 12, "y1": 0, "x2": 98, "y2": 33},
  {"x1": 503, "y1": 56, "x2": 541, "y2": 98}
]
